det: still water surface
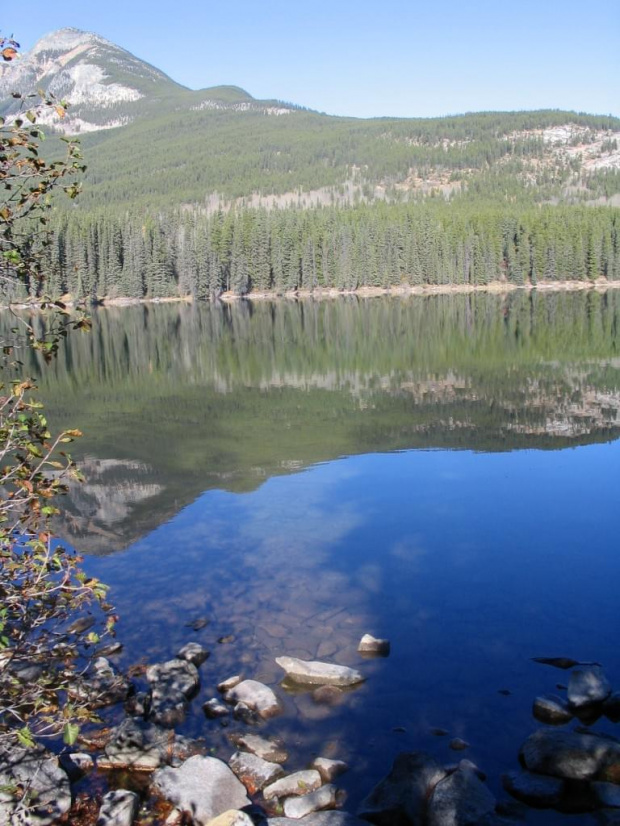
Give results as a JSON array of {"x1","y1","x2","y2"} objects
[{"x1": 26, "y1": 291, "x2": 620, "y2": 822}]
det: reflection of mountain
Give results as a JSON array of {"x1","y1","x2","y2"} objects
[{"x1": 10, "y1": 291, "x2": 619, "y2": 555}]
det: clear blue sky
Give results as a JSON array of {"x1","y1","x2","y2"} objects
[{"x1": 3, "y1": 0, "x2": 619, "y2": 119}]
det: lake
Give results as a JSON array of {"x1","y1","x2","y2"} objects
[{"x1": 23, "y1": 290, "x2": 620, "y2": 823}]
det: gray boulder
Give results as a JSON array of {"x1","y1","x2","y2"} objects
[
  {"x1": 152, "y1": 755, "x2": 250, "y2": 826},
  {"x1": 427, "y1": 765, "x2": 496, "y2": 826},
  {"x1": 229, "y1": 751, "x2": 285, "y2": 793},
  {"x1": 567, "y1": 665, "x2": 612, "y2": 709},
  {"x1": 311, "y1": 758, "x2": 348, "y2": 782},
  {"x1": 146, "y1": 658, "x2": 200, "y2": 727},
  {"x1": 0, "y1": 742, "x2": 71, "y2": 826},
  {"x1": 532, "y1": 694, "x2": 574, "y2": 725},
  {"x1": 276, "y1": 657, "x2": 364, "y2": 687},
  {"x1": 283, "y1": 785, "x2": 339, "y2": 819},
  {"x1": 520, "y1": 728, "x2": 620, "y2": 780},
  {"x1": 357, "y1": 751, "x2": 446, "y2": 825},
  {"x1": 502, "y1": 770, "x2": 565, "y2": 807},
  {"x1": 224, "y1": 680, "x2": 281, "y2": 719},
  {"x1": 96, "y1": 790, "x2": 139, "y2": 826}
]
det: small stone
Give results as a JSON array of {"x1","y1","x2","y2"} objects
[
  {"x1": 95, "y1": 642, "x2": 124, "y2": 658},
  {"x1": 186, "y1": 616, "x2": 210, "y2": 630},
  {"x1": 218, "y1": 675, "x2": 243, "y2": 693},
  {"x1": 263, "y1": 770, "x2": 323, "y2": 801},
  {"x1": 533, "y1": 694, "x2": 574, "y2": 725},
  {"x1": 567, "y1": 665, "x2": 612, "y2": 709},
  {"x1": 204, "y1": 699, "x2": 230, "y2": 719},
  {"x1": 276, "y1": 657, "x2": 364, "y2": 687},
  {"x1": 283, "y1": 784, "x2": 339, "y2": 819},
  {"x1": 357, "y1": 634, "x2": 390, "y2": 657},
  {"x1": 224, "y1": 680, "x2": 282, "y2": 719},
  {"x1": 177, "y1": 642, "x2": 210, "y2": 666},
  {"x1": 502, "y1": 770, "x2": 565, "y2": 807},
  {"x1": 311, "y1": 758, "x2": 348, "y2": 782},
  {"x1": 232, "y1": 733, "x2": 288, "y2": 764},
  {"x1": 449, "y1": 738, "x2": 469, "y2": 751},
  {"x1": 152, "y1": 755, "x2": 250, "y2": 826},
  {"x1": 229, "y1": 751, "x2": 285, "y2": 793},
  {"x1": 218, "y1": 635, "x2": 236, "y2": 645},
  {"x1": 96, "y1": 789, "x2": 139, "y2": 826}
]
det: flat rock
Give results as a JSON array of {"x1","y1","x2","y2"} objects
[
  {"x1": 0, "y1": 742, "x2": 72, "y2": 826},
  {"x1": 311, "y1": 758, "x2": 348, "y2": 782},
  {"x1": 283, "y1": 784, "x2": 339, "y2": 819},
  {"x1": 357, "y1": 751, "x2": 446, "y2": 825},
  {"x1": 357, "y1": 635, "x2": 390, "y2": 657},
  {"x1": 533, "y1": 694, "x2": 574, "y2": 725},
  {"x1": 567, "y1": 665, "x2": 612, "y2": 709},
  {"x1": 153, "y1": 755, "x2": 250, "y2": 826},
  {"x1": 502, "y1": 770, "x2": 565, "y2": 807},
  {"x1": 96, "y1": 789, "x2": 139, "y2": 826},
  {"x1": 268, "y1": 814, "x2": 366, "y2": 825},
  {"x1": 276, "y1": 657, "x2": 364, "y2": 687},
  {"x1": 206, "y1": 811, "x2": 254, "y2": 826},
  {"x1": 232, "y1": 733, "x2": 288, "y2": 764},
  {"x1": 427, "y1": 765, "x2": 496, "y2": 826},
  {"x1": 263, "y1": 770, "x2": 323, "y2": 801},
  {"x1": 177, "y1": 642, "x2": 210, "y2": 666},
  {"x1": 229, "y1": 751, "x2": 285, "y2": 793},
  {"x1": 520, "y1": 728, "x2": 620, "y2": 780},
  {"x1": 225, "y1": 680, "x2": 282, "y2": 718}
]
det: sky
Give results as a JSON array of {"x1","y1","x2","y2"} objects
[{"x1": 3, "y1": 0, "x2": 619, "y2": 120}]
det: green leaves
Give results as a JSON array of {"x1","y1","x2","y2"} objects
[{"x1": 62, "y1": 723, "x2": 80, "y2": 746}]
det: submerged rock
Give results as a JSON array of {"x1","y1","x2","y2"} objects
[
  {"x1": 152, "y1": 755, "x2": 250, "y2": 826},
  {"x1": 283, "y1": 784, "x2": 339, "y2": 819},
  {"x1": 224, "y1": 679, "x2": 282, "y2": 719},
  {"x1": 70, "y1": 656, "x2": 130, "y2": 708},
  {"x1": 357, "y1": 635, "x2": 390, "y2": 657},
  {"x1": 502, "y1": 770, "x2": 565, "y2": 807},
  {"x1": 357, "y1": 751, "x2": 446, "y2": 825},
  {"x1": 96, "y1": 789, "x2": 139, "y2": 826},
  {"x1": 100, "y1": 718, "x2": 200, "y2": 771},
  {"x1": 229, "y1": 751, "x2": 285, "y2": 793},
  {"x1": 520, "y1": 728, "x2": 620, "y2": 780},
  {"x1": 263, "y1": 770, "x2": 323, "y2": 801},
  {"x1": 532, "y1": 694, "x2": 574, "y2": 725},
  {"x1": 231, "y1": 733, "x2": 288, "y2": 764},
  {"x1": 568, "y1": 665, "x2": 612, "y2": 709},
  {"x1": 427, "y1": 765, "x2": 496, "y2": 826},
  {"x1": 276, "y1": 657, "x2": 364, "y2": 687},
  {"x1": 147, "y1": 658, "x2": 200, "y2": 727}
]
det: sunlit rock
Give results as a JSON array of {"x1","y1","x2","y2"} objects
[
  {"x1": 311, "y1": 758, "x2": 349, "y2": 783},
  {"x1": 231, "y1": 733, "x2": 288, "y2": 764},
  {"x1": 177, "y1": 642, "x2": 210, "y2": 666},
  {"x1": 276, "y1": 657, "x2": 364, "y2": 687},
  {"x1": 357, "y1": 634, "x2": 390, "y2": 657},
  {"x1": 203, "y1": 698, "x2": 230, "y2": 719},
  {"x1": 229, "y1": 751, "x2": 285, "y2": 793},
  {"x1": 567, "y1": 665, "x2": 612, "y2": 709},
  {"x1": 96, "y1": 789, "x2": 139, "y2": 826},
  {"x1": 224, "y1": 679, "x2": 282, "y2": 718},
  {"x1": 0, "y1": 742, "x2": 71, "y2": 826},
  {"x1": 263, "y1": 770, "x2": 323, "y2": 801},
  {"x1": 283, "y1": 784, "x2": 339, "y2": 819}
]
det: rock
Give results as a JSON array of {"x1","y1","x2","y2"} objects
[
  {"x1": 283, "y1": 784, "x2": 339, "y2": 819},
  {"x1": 502, "y1": 770, "x2": 565, "y2": 807},
  {"x1": 152, "y1": 755, "x2": 250, "y2": 826},
  {"x1": 276, "y1": 657, "x2": 364, "y2": 687},
  {"x1": 206, "y1": 811, "x2": 254, "y2": 826},
  {"x1": 204, "y1": 698, "x2": 230, "y2": 719},
  {"x1": 233, "y1": 702, "x2": 261, "y2": 725},
  {"x1": 357, "y1": 635, "x2": 390, "y2": 657},
  {"x1": 147, "y1": 658, "x2": 200, "y2": 727},
  {"x1": 70, "y1": 656, "x2": 130, "y2": 708},
  {"x1": 592, "y1": 782, "x2": 620, "y2": 808},
  {"x1": 59, "y1": 751, "x2": 94, "y2": 781},
  {"x1": 100, "y1": 718, "x2": 200, "y2": 771},
  {"x1": 520, "y1": 728, "x2": 620, "y2": 780},
  {"x1": 533, "y1": 694, "x2": 574, "y2": 725},
  {"x1": 218, "y1": 675, "x2": 243, "y2": 693},
  {"x1": 312, "y1": 686, "x2": 344, "y2": 706},
  {"x1": 263, "y1": 770, "x2": 323, "y2": 801},
  {"x1": 95, "y1": 641, "x2": 124, "y2": 658},
  {"x1": 445, "y1": 759, "x2": 485, "y2": 782},
  {"x1": 186, "y1": 616, "x2": 210, "y2": 630},
  {"x1": 232, "y1": 733, "x2": 288, "y2": 764},
  {"x1": 177, "y1": 642, "x2": 210, "y2": 666},
  {"x1": 125, "y1": 689, "x2": 151, "y2": 718},
  {"x1": 567, "y1": 665, "x2": 612, "y2": 709},
  {"x1": 224, "y1": 680, "x2": 282, "y2": 719},
  {"x1": 357, "y1": 751, "x2": 446, "y2": 825},
  {"x1": 427, "y1": 765, "x2": 496, "y2": 826},
  {"x1": 229, "y1": 751, "x2": 285, "y2": 793},
  {"x1": 219, "y1": 635, "x2": 236, "y2": 645},
  {"x1": 0, "y1": 741, "x2": 72, "y2": 826},
  {"x1": 268, "y1": 814, "x2": 366, "y2": 825},
  {"x1": 96, "y1": 789, "x2": 139, "y2": 826},
  {"x1": 311, "y1": 758, "x2": 348, "y2": 782},
  {"x1": 449, "y1": 738, "x2": 469, "y2": 751}
]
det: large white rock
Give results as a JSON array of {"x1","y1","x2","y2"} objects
[
  {"x1": 275, "y1": 657, "x2": 364, "y2": 687},
  {"x1": 153, "y1": 756, "x2": 250, "y2": 825},
  {"x1": 224, "y1": 680, "x2": 281, "y2": 718},
  {"x1": 283, "y1": 784, "x2": 338, "y2": 819}
]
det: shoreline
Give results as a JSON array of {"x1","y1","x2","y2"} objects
[{"x1": 2, "y1": 278, "x2": 619, "y2": 312}]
